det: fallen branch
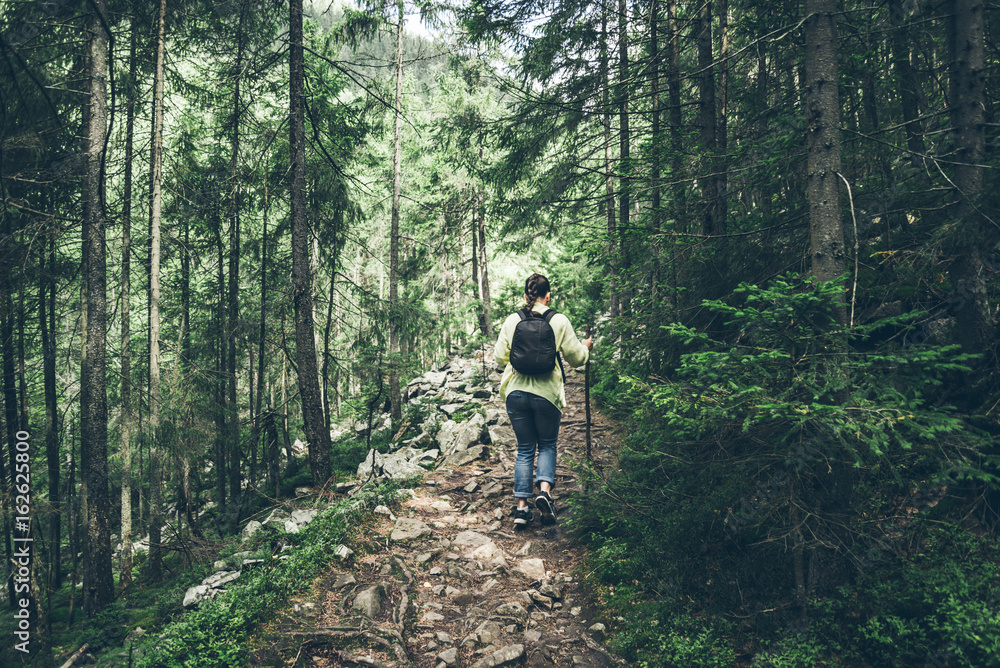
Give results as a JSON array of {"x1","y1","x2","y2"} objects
[
  {"x1": 59, "y1": 644, "x2": 90, "y2": 668},
  {"x1": 582, "y1": 634, "x2": 628, "y2": 665}
]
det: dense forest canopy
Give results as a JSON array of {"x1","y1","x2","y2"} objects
[{"x1": 1, "y1": 0, "x2": 1000, "y2": 664}]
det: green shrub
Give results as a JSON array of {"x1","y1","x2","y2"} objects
[
  {"x1": 137, "y1": 480, "x2": 409, "y2": 667},
  {"x1": 573, "y1": 273, "x2": 999, "y2": 667}
]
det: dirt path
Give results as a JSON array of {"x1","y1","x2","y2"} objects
[{"x1": 252, "y1": 370, "x2": 626, "y2": 668}]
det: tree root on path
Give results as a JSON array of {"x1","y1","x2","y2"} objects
[{"x1": 288, "y1": 629, "x2": 406, "y2": 666}]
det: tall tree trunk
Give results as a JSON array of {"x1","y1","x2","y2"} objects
[
  {"x1": 804, "y1": 0, "x2": 845, "y2": 292},
  {"x1": 888, "y1": 0, "x2": 926, "y2": 166},
  {"x1": 253, "y1": 196, "x2": 269, "y2": 490},
  {"x1": 81, "y1": 0, "x2": 113, "y2": 613},
  {"x1": 946, "y1": 0, "x2": 991, "y2": 379},
  {"x1": 696, "y1": 0, "x2": 719, "y2": 236},
  {"x1": 227, "y1": 8, "x2": 245, "y2": 510},
  {"x1": 146, "y1": 0, "x2": 167, "y2": 582},
  {"x1": 667, "y1": 0, "x2": 684, "y2": 228},
  {"x1": 803, "y1": 0, "x2": 853, "y2": 595},
  {"x1": 470, "y1": 208, "x2": 482, "y2": 328},
  {"x1": 649, "y1": 0, "x2": 661, "y2": 233},
  {"x1": 388, "y1": 0, "x2": 405, "y2": 423},
  {"x1": 476, "y1": 178, "x2": 494, "y2": 339},
  {"x1": 119, "y1": 14, "x2": 138, "y2": 593},
  {"x1": 41, "y1": 236, "x2": 61, "y2": 590},
  {"x1": 214, "y1": 224, "x2": 228, "y2": 508},
  {"x1": 617, "y1": 0, "x2": 631, "y2": 312},
  {"x1": 717, "y1": 0, "x2": 729, "y2": 232},
  {"x1": 601, "y1": 4, "x2": 619, "y2": 320},
  {"x1": 290, "y1": 0, "x2": 332, "y2": 486},
  {"x1": 1, "y1": 295, "x2": 17, "y2": 608}
]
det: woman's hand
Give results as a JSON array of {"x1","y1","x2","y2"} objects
[{"x1": 583, "y1": 337, "x2": 593, "y2": 350}]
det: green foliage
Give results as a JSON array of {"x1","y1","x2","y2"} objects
[
  {"x1": 609, "y1": 609, "x2": 736, "y2": 668},
  {"x1": 805, "y1": 524, "x2": 1000, "y2": 667},
  {"x1": 573, "y1": 273, "x2": 999, "y2": 666},
  {"x1": 136, "y1": 481, "x2": 409, "y2": 667}
]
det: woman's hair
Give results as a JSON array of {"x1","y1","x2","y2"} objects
[{"x1": 524, "y1": 273, "x2": 551, "y2": 308}]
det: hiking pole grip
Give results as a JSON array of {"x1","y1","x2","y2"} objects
[{"x1": 585, "y1": 324, "x2": 592, "y2": 462}]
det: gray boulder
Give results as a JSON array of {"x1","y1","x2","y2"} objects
[
  {"x1": 436, "y1": 413, "x2": 486, "y2": 456},
  {"x1": 353, "y1": 583, "x2": 388, "y2": 618},
  {"x1": 441, "y1": 444, "x2": 488, "y2": 469}
]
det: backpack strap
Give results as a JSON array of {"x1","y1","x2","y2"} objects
[{"x1": 540, "y1": 309, "x2": 566, "y2": 382}]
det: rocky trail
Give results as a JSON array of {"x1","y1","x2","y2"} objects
[{"x1": 248, "y1": 359, "x2": 626, "y2": 668}]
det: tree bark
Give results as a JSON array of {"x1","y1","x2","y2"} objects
[
  {"x1": 146, "y1": 0, "x2": 167, "y2": 583},
  {"x1": 476, "y1": 181, "x2": 494, "y2": 339},
  {"x1": 119, "y1": 13, "x2": 138, "y2": 593},
  {"x1": 81, "y1": 0, "x2": 113, "y2": 613},
  {"x1": 1, "y1": 293, "x2": 18, "y2": 608},
  {"x1": 41, "y1": 236, "x2": 61, "y2": 590},
  {"x1": 804, "y1": 0, "x2": 845, "y2": 294},
  {"x1": 696, "y1": 0, "x2": 719, "y2": 236},
  {"x1": 947, "y1": 0, "x2": 991, "y2": 372},
  {"x1": 214, "y1": 223, "x2": 228, "y2": 508},
  {"x1": 617, "y1": 0, "x2": 631, "y2": 312},
  {"x1": 601, "y1": 4, "x2": 619, "y2": 320},
  {"x1": 228, "y1": 4, "x2": 246, "y2": 509},
  {"x1": 888, "y1": 0, "x2": 926, "y2": 165},
  {"x1": 389, "y1": 0, "x2": 405, "y2": 423},
  {"x1": 290, "y1": 0, "x2": 332, "y2": 485},
  {"x1": 667, "y1": 0, "x2": 683, "y2": 226}
]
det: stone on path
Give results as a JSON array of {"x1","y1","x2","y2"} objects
[
  {"x1": 390, "y1": 517, "x2": 430, "y2": 542},
  {"x1": 452, "y1": 530, "x2": 494, "y2": 550},
  {"x1": 436, "y1": 413, "x2": 486, "y2": 456},
  {"x1": 332, "y1": 573, "x2": 356, "y2": 589},
  {"x1": 437, "y1": 647, "x2": 459, "y2": 665},
  {"x1": 470, "y1": 644, "x2": 525, "y2": 668},
  {"x1": 442, "y1": 444, "x2": 488, "y2": 469},
  {"x1": 352, "y1": 584, "x2": 387, "y2": 618},
  {"x1": 241, "y1": 520, "x2": 261, "y2": 540},
  {"x1": 514, "y1": 558, "x2": 547, "y2": 582}
]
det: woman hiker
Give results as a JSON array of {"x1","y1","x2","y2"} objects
[{"x1": 494, "y1": 273, "x2": 593, "y2": 528}]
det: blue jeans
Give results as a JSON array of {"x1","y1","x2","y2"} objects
[{"x1": 505, "y1": 390, "x2": 561, "y2": 498}]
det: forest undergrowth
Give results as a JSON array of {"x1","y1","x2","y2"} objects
[{"x1": 569, "y1": 274, "x2": 1000, "y2": 668}]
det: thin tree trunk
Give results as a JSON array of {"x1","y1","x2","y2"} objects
[
  {"x1": 290, "y1": 0, "x2": 332, "y2": 485},
  {"x1": 617, "y1": 0, "x2": 631, "y2": 312},
  {"x1": 717, "y1": 0, "x2": 729, "y2": 233},
  {"x1": 649, "y1": 0, "x2": 661, "y2": 234},
  {"x1": 119, "y1": 13, "x2": 138, "y2": 593},
  {"x1": 82, "y1": 0, "x2": 113, "y2": 613},
  {"x1": 42, "y1": 236, "x2": 61, "y2": 590},
  {"x1": 214, "y1": 224, "x2": 228, "y2": 509},
  {"x1": 888, "y1": 0, "x2": 926, "y2": 166},
  {"x1": 146, "y1": 0, "x2": 167, "y2": 582},
  {"x1": 253, "y1": 195, "x2": 269, "y2": 490},
  {"x1": 476, "y1": 180, "x2": 494, "y2": 339},
  {"x1": 1, "y1": 300, "x2": 17, "y2": 608},
  {"x1": 388, "y1": 0, "x2": 405, "y2": 423},
  {"x1": 470, "y1": 208, "x2": 482, "y2": 331},
  {"x1": 804, "y1": 0, "x2": 845, "y2": 292},
  {"x1": 601, "y1": 4, "x2": 619, "y2": 320},
  {"x1": 696, "y1": 0, "x2": 719, "y2": 236},
  {"x1": 947, "y1": 0, "x2": 991, "y2": 378},
  {"x1": 227, "y1": 9, "x2": 245, "y2": 511},
  {"x1": 667, "y1": 0, "x2": 684, "y2": 228}
]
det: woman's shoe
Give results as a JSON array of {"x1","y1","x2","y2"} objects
[{"x1": 535, "y1": 491, "x2": 556, "y2": 525}]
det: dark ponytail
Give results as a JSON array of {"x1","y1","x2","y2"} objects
[{"x1": 524, "y1": 273, "x2": 551, "y2": 309}]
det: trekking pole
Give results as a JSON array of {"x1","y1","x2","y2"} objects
[{"x1": 585, "y1": 324, "x2": 592, "y2": 462}]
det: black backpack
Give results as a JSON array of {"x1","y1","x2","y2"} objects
[{"x1": 509, "y1": 308, "x2": 564, "y2": 379}]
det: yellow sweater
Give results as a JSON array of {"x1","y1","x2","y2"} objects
[{"x1": 494, "y1": 303, "x2": 590, "y2": 411}]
